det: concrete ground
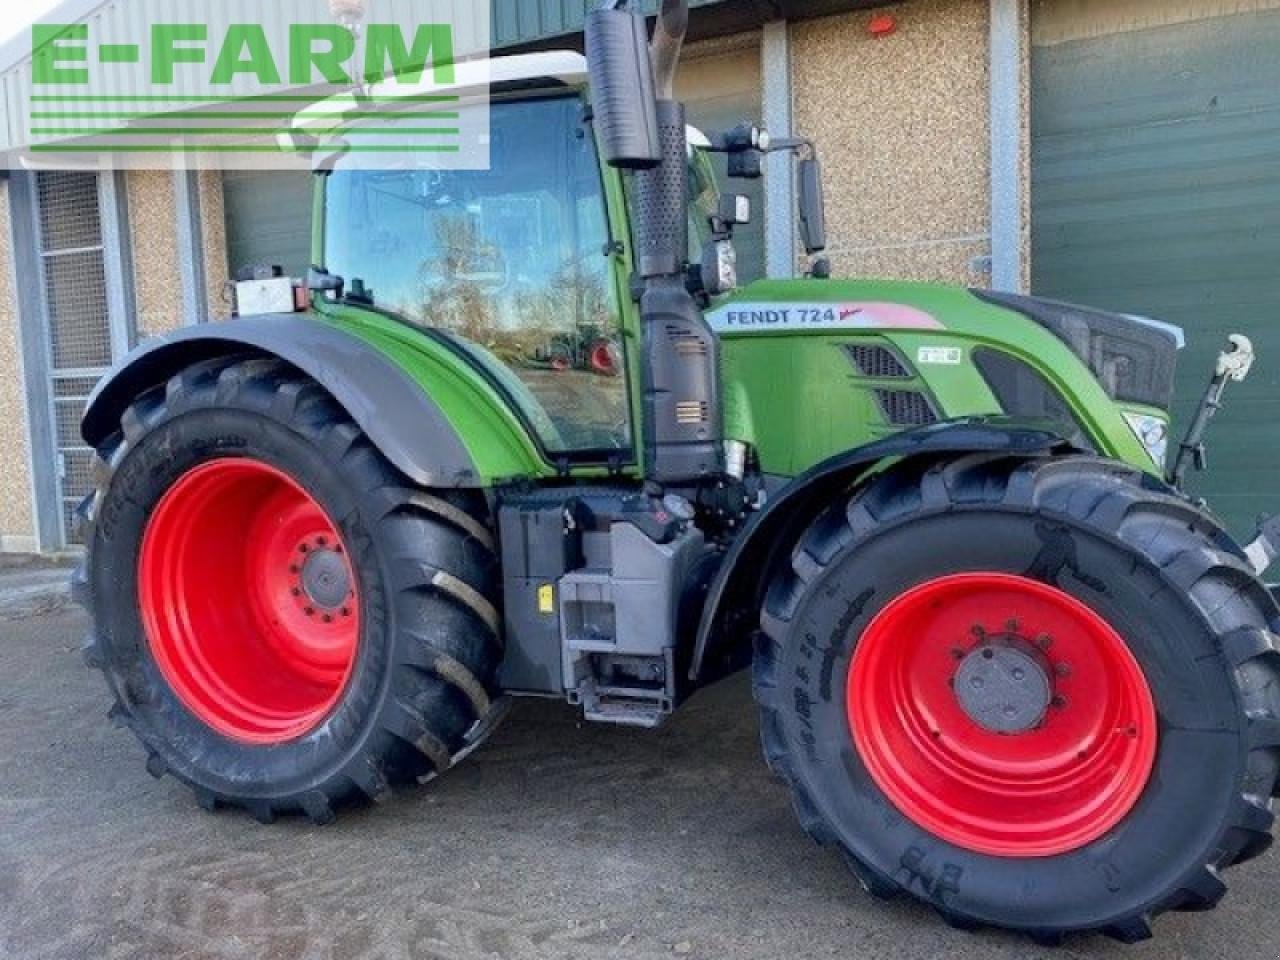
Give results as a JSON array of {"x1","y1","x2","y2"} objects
[
  {"x1": 1, "y1": 607, "x2": 1277, "y2": 960},
  {"x1": 0, "y1": 555, "x2": 75, "y2": 622}
]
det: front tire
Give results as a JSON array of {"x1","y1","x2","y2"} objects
[
  {"x1": 80, "y1": 356, "x2": 503, "y2": 823},
  {"x1": 755, "y1": 454, "x2": 1280, "y2": 942}
]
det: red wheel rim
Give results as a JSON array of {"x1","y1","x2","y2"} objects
[
  {"x1": 139, "y1": 459, "x2": 360, "y2": 745},
  {"x1": 847, "y1": 573, "x2": 1157, "y2": 858},
  {"x1": 589, "y1": 341, "x2": 618, "y2": 376}
]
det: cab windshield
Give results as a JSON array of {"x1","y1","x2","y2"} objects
[{"x1": 323, "y1": 95, "x2": 631, "y2": 456}]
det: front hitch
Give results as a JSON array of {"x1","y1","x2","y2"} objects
[{"x1": 1169, "y1": 334, "x2": 1255, "y2": 490}]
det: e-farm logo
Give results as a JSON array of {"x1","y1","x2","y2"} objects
[{"x1": 18, "y1": 5, "x2": 492, "y2": 171}]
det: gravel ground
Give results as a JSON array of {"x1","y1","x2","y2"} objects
[{"x1": 1, "y1": 608, "x2": 1277, "y2": 960}]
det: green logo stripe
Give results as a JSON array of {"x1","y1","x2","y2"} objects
[
  {"x1": 31, "y1": 111, "x2": 460, "y2": 120},
  {"x1": 31, "y1": 94, "x2": 461, "y2": 103},
  {"x1": 30, "y1": 127, "x2": 460, "y2": 136},
  {"x1": 31, "y1": 143, "x2": 462, "y2": 153}
]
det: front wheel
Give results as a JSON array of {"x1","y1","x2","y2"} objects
[
  {"x1": 755, "y1": 455, "x2": 1280, "y2": 942},
  {"x1": 80, "y1": 356, "x2": 503, "y2": 823}
]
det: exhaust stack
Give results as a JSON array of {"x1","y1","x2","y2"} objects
[{"x1": 585, "y1": 0, "x2": 722, "y2": 484}]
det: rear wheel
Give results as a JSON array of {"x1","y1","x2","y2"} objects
[
  {"x1": 79, "y1": 356, "x2": 503, "y2": 823},
  {"x1": 755, "y1": 455, "x2": 1280, "y2": 941}
]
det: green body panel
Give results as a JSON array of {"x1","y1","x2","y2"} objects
[
  {"x1": 715, "y1": 279, "x2": 1154, "y2": 476},
  {"x1": 311, "y1": 302, "x2": 555, "y2": 483}
]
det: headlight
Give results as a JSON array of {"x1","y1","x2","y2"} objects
[{"x1": 1123, "y1": 412, "x2": 1170, "y2": 469}]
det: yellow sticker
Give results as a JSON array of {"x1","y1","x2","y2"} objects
[{"x1": 537, "y1": 583, "x2": 555, "y2": 615}]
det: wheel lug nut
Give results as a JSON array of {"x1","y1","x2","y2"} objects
[
  {"x1": 1055, "y1": 662, "x2": 1072, "y2": 677},
  {"x1": 1005, "y1": 619, "x2": 1020, "y2": 633},
  {"x1": 304, "y1": 607, "x2": 315, "y2": 617},
  {"x1": 322, "y1": 614, "x2": 332, "y2": 624},
  {"x1": 291, "y1": 588, "x2": 301, "y2": 597},
  {"x1": 1052, "y1": 695, "x2": 1068, "y2": 709},
  {"x1": 971, "y1": 626, "x2": 986, "y2": 640},
  {"x1": 1035, "y1": 633, "x2": 1053, "y2": 650}
]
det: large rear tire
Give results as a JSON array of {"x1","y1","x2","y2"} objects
[
  {"x1": 755, "y1": 454, "x2": 1280, "y2": 942},
  {"x1": 78, "y1": 356, "x2": 503, "y2": 823}
]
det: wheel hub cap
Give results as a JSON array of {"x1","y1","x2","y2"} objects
[
  {"x1": 954, "y1": 642, "x2": 1051, "y2": 735},
  {"x1": 300, "y1": 547, "x2": 352, "y2": 611}
]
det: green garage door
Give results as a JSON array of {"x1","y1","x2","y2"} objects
[
  {"x1": 1032, "y1": 8, "x2": 1280, "y2": 539},
  {"x1": 222, "y1": 171, "x2": 314, "y2": 281}
]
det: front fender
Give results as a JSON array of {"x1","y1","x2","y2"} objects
[
  {"x1": 82, "y1": 314, "x2": 481, "y2": 487},
  {"x1": 689, "y1": 421, "x2": 1072, "y2": 684}
]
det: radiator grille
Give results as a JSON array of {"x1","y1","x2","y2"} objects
[
  {"x1": 875, "y1": 389, "x2": 939, "y2": 427},
  {"x1": 845, "y1": 344, "x2": 910, "y2": 379}
]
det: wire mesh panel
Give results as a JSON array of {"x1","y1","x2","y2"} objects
[{"x1": 36, "y1": 171, "x2": 112, "y2": 547}]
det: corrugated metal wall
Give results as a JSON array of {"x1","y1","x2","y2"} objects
[
  {"x1": 489, "y1": 0, "x2": 723, "y2": 49},
  {"x1": 1032, "y1": 6, "x2": 1280, "y2": 538}
]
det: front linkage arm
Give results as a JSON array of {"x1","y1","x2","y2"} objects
[{"x1": 1169, "y1": 334, "x2": 1255, "y2": 490}]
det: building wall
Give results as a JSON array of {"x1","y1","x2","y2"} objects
[
  {"x1": 126, "y1": 170, "x2": 232, "y2": 336},
  {"x1": 792, "y1": 0, "x2": 994, "y2": 283},
  {"x1": 199, "y1": 171, "x2": 231, "y2": 320},
  {"x1": 127, "y1": 171, "x2": 184, "y2": 339},
  {"x1": 0, "y1": 179, "x2": 36, "y2": 551}
]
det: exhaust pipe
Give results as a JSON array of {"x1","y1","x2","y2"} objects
[
  {"x1": 586, "y1": 0, "x2": 720, "y2": 484},
  {"x1": 651, "y1": 0, "x2": 689, "y2": 100}
]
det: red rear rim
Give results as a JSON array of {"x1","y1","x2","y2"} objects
[
  {"x1": 139, "y1": 459, "x2": 360, "y2": 745},
  {"x1": 589, "y1": 341, "x2": 618, "y2": 376},
  {"x1": 847, "y1": 573, "x2": 1157, "y2": 858}
]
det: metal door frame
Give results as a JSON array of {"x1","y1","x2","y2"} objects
[{"x1": 9, "y1": 170, "x2": 135, "y2": 552}]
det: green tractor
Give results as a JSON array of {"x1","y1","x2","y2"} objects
[{"x1": 75, "y1": 0, "x2": 1279, "y2": 943}]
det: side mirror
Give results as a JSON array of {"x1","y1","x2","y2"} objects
[
  {"x1": 798, "y1": 156, "x2": 827, "y2": 255},
  {"x1": 584, "y1": 9, "x2": 661, "y2": 169}
]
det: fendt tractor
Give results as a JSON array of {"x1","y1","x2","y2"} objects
[{"x1": 74, "y1": 0, "x2": 1280, "y2": 943}]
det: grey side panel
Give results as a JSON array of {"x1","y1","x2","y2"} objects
[
  {"x1": 689, "y1": 422, "x2": 1069, "y2": 682},
  {"x1": 81, "y1": 314, "x2": 479, "y2": 488}
]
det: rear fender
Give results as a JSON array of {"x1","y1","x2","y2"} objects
[
  {"x1": 82, "y1": 314, "x2": 480, "y2": 487},
  {"x1": 688, "y1": 422, "x2": 1072, "y2": 684}
]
